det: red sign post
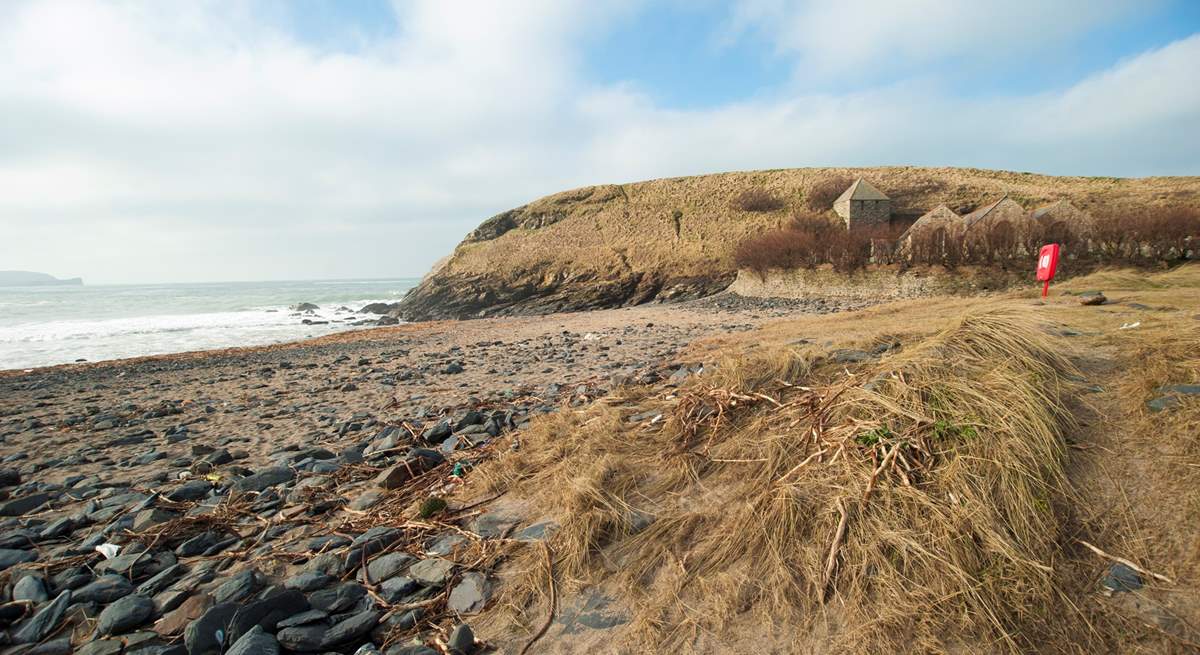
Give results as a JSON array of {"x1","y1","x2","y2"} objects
[{"x1": 1036, "y1": 243, "x2": 1060, "y2": 298}]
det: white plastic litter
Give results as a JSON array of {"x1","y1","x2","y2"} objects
[
  {"x1": 94, "y1": 543, "x2": 120, "y2": 559},
  {"x1": 1119, "y1": 322, "x2": 1141, "y2": 330}
]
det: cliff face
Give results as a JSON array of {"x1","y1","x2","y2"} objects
[{"x1": 397, "y1": 166, "x2": 1200, "y2": 321}]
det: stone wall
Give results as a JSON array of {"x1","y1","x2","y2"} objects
[
  {"x1": 848, "y1": 199, "x2": 891, "y2": 230},
  {"x1": 727, "y1": 266, "x2": 1026, "y2": 302}
]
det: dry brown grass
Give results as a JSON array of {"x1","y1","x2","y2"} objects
[
  {"x1": 477, "y1": 305, "x2": 1088, "y2": 653},
  {"x1": 805, "y1": 174, "x2": 854, "y2": 211},
  {"x1": 730, "y1": 188, "x2": 787, "y2": 213}
]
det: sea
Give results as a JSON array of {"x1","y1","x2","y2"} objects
[{"x1": 0, "y1": 278, "x2": 419, "y2": 371}]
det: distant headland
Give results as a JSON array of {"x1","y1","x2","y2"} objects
[{"x1": 0, "y1": 270, "x2": 83, "y2": 287}]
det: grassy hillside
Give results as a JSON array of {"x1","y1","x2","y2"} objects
[{"x1": 397, "y1": 167, "x2": 1200, "y2": 320}]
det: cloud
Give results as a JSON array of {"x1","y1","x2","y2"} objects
[
  {"x1": 723, "y1": 0, "x2": 1149, "y2": 80},
  {"x1": 0, "y1": 0, "x2": 1196, "y2": 283}
]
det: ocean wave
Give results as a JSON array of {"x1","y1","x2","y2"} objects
[
  {"x1": 0, "y1": 278, "x2": 416, "y2": 369},
  {"x1": 0, "y1": 309, "x2": 318, "y2": 343}
]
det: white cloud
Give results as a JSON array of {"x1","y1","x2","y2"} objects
[
  {"x1": 724, "y1": 0, "x2": 1148, "y2": 79},
  {"x1": 0, "y1": 0, "x2": 1196, "y2": 284}
]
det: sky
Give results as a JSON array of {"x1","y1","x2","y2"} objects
[{"x1": 1, "y1": 0, "x2": 1198, "y2": 284}]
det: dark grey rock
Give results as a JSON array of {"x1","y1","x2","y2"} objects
[
  {"x1": 137, "y1": 563, "x2": 186, "y2": 596},
  {"x1": 447, "y1": 623, "x2": 475, "y2": 654},
  {"x1": 1160, "y1": 384, "x2": 1200, "y2": 395},
  {"x1": 74, "y1": 574, "x2": 133, "y2": 604},
  {"x1": 226, "y1": 625, "x2": 279, "y2": 655},
  {"x1": 1102, "y1": 562, "x2": 1143, "y2": 593},
  {"x1": 378, "y1": 576, "x2": 419, "y2": 603},
  {"x1": 321, "y1": 609, "x2": 380, "y2": 647},
  {"x1": 408, "y1": 558, "x2": 454, "y2": 586},
  {"x1": 0, "y1": 528, "x2": 37, "y2": 549},
  {"x1": 276, "y1": 624, "x2": 327, "y2": 651},
  {"x1": 22, "y1": 637, "x2": 72, "y2": 655},
  {"x1": 1147, "y1": 396, "x2": 1181, "y2": 412},
  {"x1": 183, "y1": 602, "x2": 238, "y2": 655},
  {"x1": 38, "y1": 516, "x2": 76, "y2": 540},
  {"x1": 211, "y1": 569, "x2": 258, "y2": 604},
  {"x1": 165, "y1": 480, "x2": 211, "y2": 502},
  {"x1": 12, "y1": 589, "x2": 71, "y2": 643},
  {"x1": 448, "y1": 572, "x2": 491, "y2": 614},
  {"x1": 832, "y1": 349, "x2": 873, "y2": 364},
  {"x1": 285, "y1": 570, "x2": 334, "y2": 592},
  {"x1": 516, "y1": 521, "x2": 558, "y2": 542},
  {"x1": 421, "y1": 420, "x2": 452, "y2": 442},
  {"x1": 96, "y1": 594, "x2": 155, "y2": 635},
  {"x1": 471, "y1": 512, "x2": 521, "y2": 539},
  {"x1": 374, "y1": 449, "x2": 444, "y2": 489},
  {"x1": 276, "y1": 609, "x2": 328, "y2": 628},
  {"x1": 176, "y1": 531, "x2": 220, "y2": 557},
  {"x1": 77, "y1": 640, "x2": 123, "y2": 655},
  {"x1": 349, "y1": 490, "x2": 384, "y2": 511},
  {"x1": 0, "y1": 492, "x2": 51, "y2": 516},
  {"x1": 132, "y1": 508, "x2": 178, "y2": 531},
  {"x1": 310, "y1": 581, "x2": 366, "y2": 613},
  {"x1": 387, "y1": 646, "x2": 439, "y2": 655},
  {"x1": 425, "y1": 533, "x2": 466, "y2": 556},
  {"x1": 12, "y1": 574, "x2": 48, "y2": 603},
  {"x1": 226, "y1": 589, "x2": 309, "y2": 644},
  {"x1": 231, "y1": 467, "x2": 294, "y2": 493},
  {"x1": 366, "y1": 552, "x2": 413, "y2": 584}
]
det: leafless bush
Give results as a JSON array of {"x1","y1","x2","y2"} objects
[
  {"x1": 805, "y1": 175, "x2": 854, "y2": 211},
  {"x1": 1093, "y1": 205, "x2": 1200, "y2": 262},
  {"x1": 734, "y1": 211, "x2": 903, "y2": 274},
  {"x1": 731, "y1": 189, "x2": 786, "y2": 213},
  {"x1": 734, "y1": 203, "x2": 1197, "y2": 275}
]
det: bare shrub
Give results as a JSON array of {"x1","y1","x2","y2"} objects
[
  {"x1": 735, "y1": 203, "x2": 1197, "y2": 275},
  {"x1": 731, "y1": 189, "x2": 786, "y2": 213},
  {"x1": 733, "y1": 210, "x2": 901, "y2": 274},
  {"x1": 1092, "y1": 205, "x2": 1199, "y2": 262},
  {"x1": 805, "y1": 175, "x2": 854, "y2": 211},
  {"x1": 1138, "y1": 206, "x2": 1200, "y2": 260}
]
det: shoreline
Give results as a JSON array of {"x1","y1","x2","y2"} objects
[
  {"x1": 0, "y1": 292, "x2": 856, "y2": 377},
  {"x1": 0, "y1": 293, "x2": 859, "y2": 653}
]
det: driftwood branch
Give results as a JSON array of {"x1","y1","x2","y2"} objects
[
  {"x1": 1078, "y1": 539, "x2": 1173, "y2": 584},
  {"x1": 821, "y1": 498, "x2": 850, "y2": 604}
]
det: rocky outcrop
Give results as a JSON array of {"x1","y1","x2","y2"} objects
[{"x1": 397, "y1": 268, "x2": 731, "y2": 321}]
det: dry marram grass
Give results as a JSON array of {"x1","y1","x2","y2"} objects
[{"x1": 477, "y1": 306, "x2": 1088, "y2": 653}]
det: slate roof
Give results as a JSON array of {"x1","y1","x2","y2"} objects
[
  {"x1": 961, "y1": 195, "x2": 1032, "y2": 230},
  {"x1": 1031, "y1": 199, "x2": 1096, "y2": 235},
  {"x1": 900, "y1": 205, "x2": 963, "y2": 241},
  {"x1": 834, "y1": 178, "x2": 890, "y2": 204}
]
